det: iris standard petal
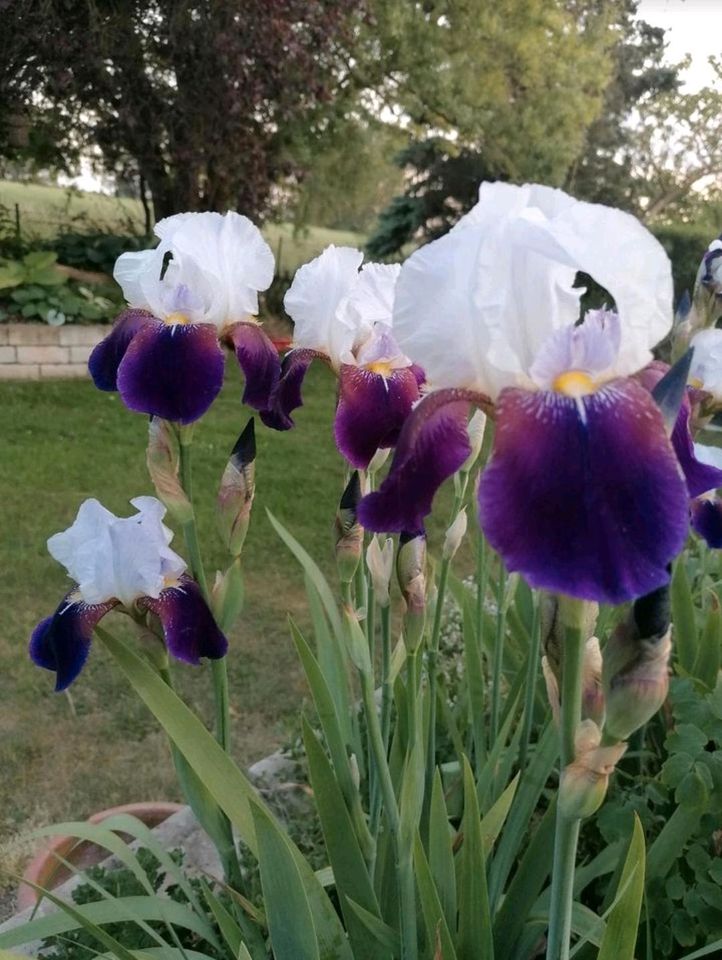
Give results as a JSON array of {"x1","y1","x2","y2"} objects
[
  {"x1": 225, "y1": 321, "x2": 281, "y2": 411},
  {"x1": 140, "y1": 575, "x2": 228, "y2": 664},
  {"x1": 88, "y1": 309, "x2": 154, "y2": 391},
  {"x1": 259, "y1": 347, "x2": 325, "y2": 431},
  {"x1": 30, "y1": 595, "x2": 117, "y2": 691},
  {"x1": 478, "y1": 380, "x2": 689, "y2": 605},
  {"x1": 116, "y1": 321, "x2": 225, "y2": 424},
  {"x1": 358, "y1": 389, "x2": 476, "y2": 533},
  {"x1": 334, "y1": 364, "x2": 421, "y2": 468},
  {"x1": 691, "y1": 498, "x2": 722, "y2": 548}
]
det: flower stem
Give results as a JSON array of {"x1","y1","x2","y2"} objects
[
  {"x1": 360, "y1": 666, "x2": 418, "y2": 960},
  {"x1": 490, "y1": 558, "x2": 507, "y2": 744},
  {"x1": 545, "y1": 601, "x2": 587, "y2": 960},
  {"x1": 178, "y1": 430, "x2": 231, "y2": 755},
  {"x1": 518, "y1": 592, "x2": 541, "y2": 771}
]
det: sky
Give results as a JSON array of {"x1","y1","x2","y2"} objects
[{"x1": 638, "y1": 0, "x2": 722, "y2": 90}]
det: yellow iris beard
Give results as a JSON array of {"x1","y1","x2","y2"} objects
[
  {"x1": 552, "y1": 370, "x2": 596, "y2": 398},
  {"x1": 366, "y1": 360, "x2": 395, "y2": 378},
  {"x1": 164, "y1": 312, "x2": 191, "y2": 326}
]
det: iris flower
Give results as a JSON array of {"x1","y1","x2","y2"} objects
[
  {"x1": 89, "y1": 212, "x2": 279, "y2": 424},
  {"x1": 261, "y1": 245, "x2": 424, "y2": 468},
  {"x1": 359, "y1": 182, "x2": 690, "y2": 604},
  {"x1": 30, "y1": 497, "x2": 227, "y2": 690}
]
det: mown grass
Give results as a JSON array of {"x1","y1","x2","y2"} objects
[
  {"x1": 0, "y1": 362, "x2": 351, "y2": 887},
  {"x1": 0, "y1": 180, "x2": 365, "y2": 274}
]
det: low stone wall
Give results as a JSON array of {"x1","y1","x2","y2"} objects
[{"x1": 0, "y1": 323, "x2": 106, "y2": 380}]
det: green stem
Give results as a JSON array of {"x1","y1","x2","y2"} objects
[
  {"x1": 545, "y1": 607, "x2": 586, "y2": 960},
  {"x1": 178, "y1": 432, "x2": 232, "y2": 755},
  {"x1": 518, "y1": 592, "x2": 541, "y2": 771},
  {"x1": 361, "y1": 668, "x2": 418, "y2": 960},
  {"x1": 371, "y1": 604, "x2": 393, "y2": 838},
  {"x1": 490, "y1": 558, "x2": 507, "y2": 744}
]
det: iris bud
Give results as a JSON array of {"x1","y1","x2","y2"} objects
[
  {"x1": 367, "y1": 447, "x2": 391, "y2": 476},
  {"x1": 582, "y1": 637, "x2": 605, "y2": 727},
  {"x1": 443, "y1": 508, "x2": 468, "y2": 561},
  {"x1": 461, "y1": 410, "x2": 487, "y2": 474},
  {"x1": 603, "y1": 584, "x2": 672, "y2": 741},
  {"x1": 335, "y1": 472, "x2": 363, "y2": 584},
  {"x1": 397, "y1": 531, "x2": 427, "y2": 651},
  {"x1": 211, "y1": 558, "x2": 244, "y2": 633},
  {"x1": 217, "y1": 418, "x2": 256, "y2": 558},
  {"x1": 146, "y1": 417, "x2": 193, "y2": 524},
  {"x1": 540, "y1": 594, "x2": 599, "y2": 687},
  {"x1": 366, "y1": 535, "x2": 394, "y2": 607},
  {"x1": 559, "y1": 720, "x2": 627, "y2": 820}
]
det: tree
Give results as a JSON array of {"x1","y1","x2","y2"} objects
[
  {"x1": 630, "y1": 61, "x2": 722, "y2": 223},
  {"x1": 0, "y1": 0, "x2": 360, "y2": 221},
  {"x1": 363, "y1": 0, "x2": 622, "y2": 255},
  {"x1": 565, "y1": 0, "x2": 680, "y2": 210}
]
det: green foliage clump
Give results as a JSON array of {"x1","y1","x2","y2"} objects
[
  {"x1": 43, "y1": 230, "x2": 151, "y2": 277},
  {"x1": 38, "y1": 848, "x2": 226, "y2": 960},
  {"x1": 653, "y1": 224, "x2": 719, "y2": 300}
]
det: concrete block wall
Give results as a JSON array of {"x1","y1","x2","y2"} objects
[{"x1": 0, "y1": 324, "x2": 105, "y2": 380}]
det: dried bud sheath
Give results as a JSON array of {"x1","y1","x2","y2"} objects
[
  {"x1": 147, "y1": 417, "x2": 193, "y2": 523},
  {"x1": 217, "y1": 418, "x2": 256, "y2": 557},
  {"x1": 397, "y1": 531, "x2": 427, "y2": 651}
]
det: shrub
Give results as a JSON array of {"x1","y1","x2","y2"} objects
[{"x1": 652, "y1": 223, "x2": 720, "y2": 301}]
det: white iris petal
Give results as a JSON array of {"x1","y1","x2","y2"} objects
[
  {"x1": 392, "y1": 181, "x2": 673, "y2": 398},
  {"x1": 691, "y1": 328, "x2": 722, "y2": 399},
  {"x1": 47, "y1": 497, "x2": 187, "y2": 607},
  {"x1": 284, "y1": 246, "x2": 401, "y2": 370}
]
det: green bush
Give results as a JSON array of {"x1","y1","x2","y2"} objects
[{"x1": 43, "y1": 230, "x2": 152, "y2": 277}]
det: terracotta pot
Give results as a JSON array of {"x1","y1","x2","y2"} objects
[{"x1": 18, "y1": 801, "x2": 183, "y2": 911}]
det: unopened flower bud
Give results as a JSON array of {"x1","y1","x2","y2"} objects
[
  {"x1": 559, "y1": 720, "x2": 627, "y2": 820},
  {"x1": 603, "y1": 583, "x2": 672, "y2": 740},
  {"x1": 443, "y1": 508, "x2": 468, "y2": 560},
  {"x1": 366, "y1": 536, "x2": 394, "y2": 606},
  {"x1": 217, "y1": 418, "x2": 256, "y2": 557},
  {"x1": 146, "y1": 418, "x2": 193, "y2": 523},
  {"x1": 397, "y1": 531, "x2": 427, "y2": 651},
  {"x1": 335, "y1": 472, "x2": 363, "y2": 583},
  {"x1": 461, "y1": 410, "x2": 487, "y2": 474},
  {"x1": 349, "y1": 753, "x2": 361, "y2": 791},
  {"x1": 603, "y1": 627, "x2": 672, "y2": 741},
  {"x1": 540, "y1": 594, "x2": 599, "y2": 686},
  {"x1": 211, "y1": 558, "x2": 244, "y2": 633},
  {"x1": 582, "y1": 637, "x2": 605, "y2": 726},
  {"x1": 367, "y1": 447, "x2": 391, "y2": 475},
  {"x1": 542, "y1": 655, "x2": 560, "y2": 725}
]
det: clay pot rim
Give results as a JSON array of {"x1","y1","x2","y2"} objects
[{"x1": 17, "y1": 801, "x2": 184, "y2": 912}]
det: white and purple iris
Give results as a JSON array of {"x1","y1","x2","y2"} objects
[
  {"x1": 261, "y1": 245, "x2": 424, "y2": 468},
  {"x1": 90, "y1": 212, "x2": 279, "y2": 424},
  {"x1": 30, "y1": 497, "x2": 227, "y2": 690},
  {"x1": 359, "y1": 182, "x2": 690, "y2": 604}
]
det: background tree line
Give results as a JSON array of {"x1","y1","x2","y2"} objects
[{"x1": 1, "y1": 0, "x2": 721, "y2": 260}]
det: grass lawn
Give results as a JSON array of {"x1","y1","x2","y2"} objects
[
  {"x1": 0, "y1": 180, "x2": 365, "y2": 274},
  {"x1": 0, "y1": 362, "x2": 352, "y2": 889}
]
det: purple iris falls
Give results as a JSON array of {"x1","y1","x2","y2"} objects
[
  {"x1": 361, "y1": 314, "x2": 690, "y2": 605},
  {"x1": 90, "y1": 315, "x2": 280, "y2": 425},
  {"x1": 478, "y1": 381, "x2": 689, "y2": 604}
]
